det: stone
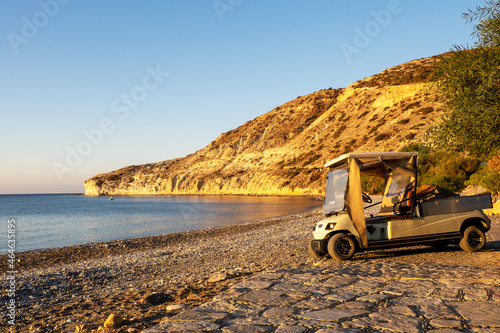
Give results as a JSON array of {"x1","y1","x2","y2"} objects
[
  {"x1": 271, "y1": 282, "x2": 323, "y2": 294},
  {"x1": 316, "y1": 329, "x2": 363, "y2": 333},
  {"x1": 294, "y1": 297, "x2": 338, "y2": 309},
  {"x1": 170, "y1": 310, "x2": 228, "y2": 321},
  {"x1": 381, "y1": 305, "x2": 416, "y2": 317},
  {"x1": 237, "y1": 290, "x2": 292, "y2": 306},
  {"x1": 324, "y1": 290, "x2": 362, "y2": 302},
  {"x1": 103, "y1": 313, "x2": 123, "y2": 328},
  {"x1": 214, "y1": 287, "x2": 250, "y2": 301},
  {"x1": 463, "y1": 288, "x2": 489, "y2": 301},
  {"x1": 221, "y1": 324, "x2": 274, "y2": 333},
  {"x1": 274, "y1": 325, "x2": 307, "y2": 333},
  {"x1": 353, "y1": 312, "x2": 422, "y2": 333},
  {"x1": 357, "y1": 293, "x2": 395, "y2": 303},
  {"x1": 432, "y1": 288, "x2": 461, "y2": 300},
  {"x1": 349, "y1": 279, "x2": 383, "y2": 290},
  {"x1": 449, "y1": 301, "x2": 500, "y2": 327},
  {"x1": 335, "y1": 301, "x2": 371, "y2": 310},
  {"x1": 430, "y1": 318, "x2": 462, "y2": 329},
  {"x1": 392, "y1": 296, "x2": 443, "y2": 307},
  {"x1": 418, "y1": 304, "x2": 459, "y2": 319},
  {"x1": 233, "y1": 279, "x2": 275, "y2": 289},
  {"x1": 322, "y1": 276, "x2": 355, "y2": 287},
  {"x1": 262, "y1": 306, "x2": 301, "y2": 319},
  {"x1": 197, "y1": 300, "x2": 266, "y2": 317},
  {"x1": 186, "y1": 293, "x2": 202, "y2": 300},
  {"x1": 208, "y1": 272, "x2": 228, "y2": 283},
  {"x1": 146, "y1": 320, "x2": 220, "y2": 332},
  {"x1": 299, "y1": 308, "x2": 369, "y2": 322},
  {"x1": 166, "y1": 304, "x2": 185, "y2": 311}
]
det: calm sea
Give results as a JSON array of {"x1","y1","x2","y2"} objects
[{"x1": 0, "y1": 194, "x2": 320, "y2": 254}]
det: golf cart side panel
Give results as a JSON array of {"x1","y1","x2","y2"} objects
[
  {"x1": 387, "y1": 214, "x2": 461, "y2": 239},
  {"x1": 420, "y1": 194, "x2": 492, "y2": 216},
  {"x1": 385, "y1": 210, "x2": 489, "y2": 240}
]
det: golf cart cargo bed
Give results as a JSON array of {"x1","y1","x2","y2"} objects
[{"x1": 420, "y1": 193, "x2": 492, "y2": 216}]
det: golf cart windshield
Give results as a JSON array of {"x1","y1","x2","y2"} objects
[{"x1": 323, "y1": 168, "x2": 348, "y2": 215}]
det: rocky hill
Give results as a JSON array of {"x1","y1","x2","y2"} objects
[{"x1": 84, "y1": 55, "x2": 445, "y2": 196}]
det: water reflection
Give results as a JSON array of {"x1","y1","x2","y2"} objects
[{"x1": 1, "y1": 194, "x2": 320, "y2": 252}]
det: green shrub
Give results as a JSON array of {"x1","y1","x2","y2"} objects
[
  {"x1": 466, "y1": 165, "x2": 500, "y2": 195},
  {"x1": 405, "y1": 133, "x2": 415, "y2": 140},
  {"x1": 400, "y1": 144, "x2": 481, "y2": 192},
  {"x1": 361, "y1": 173, "x2": 385, "y2": 194},
  {"x1": 374, "y1": 133, "x2": 389, "y2": 141}
]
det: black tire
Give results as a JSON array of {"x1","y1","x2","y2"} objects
[
  {"x1": 459, "y1": 225, "x2": 486, "y2": 252},
  {"x1": 327, "y1": 233, "x2": 357, "y2": 260},
  {"x1": 308, "y1": 241, "x2": 330, "y2": 260}
]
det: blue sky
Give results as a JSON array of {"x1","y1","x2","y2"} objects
[{"x1": 0, "y1": 0, "x2": 479, "y2": 194}]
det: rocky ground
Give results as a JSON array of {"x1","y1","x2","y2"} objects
[{"x1": 1, "y1": 207, "x2": 499, "y2": 333}]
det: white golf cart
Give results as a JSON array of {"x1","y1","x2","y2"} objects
[{"x1": 309, "y1": 152, "x2": 492, "y2": 260}]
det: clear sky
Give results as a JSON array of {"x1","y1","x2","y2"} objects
[{"x1": 0, "y1": 0, "x2": 480, "y2": 194}]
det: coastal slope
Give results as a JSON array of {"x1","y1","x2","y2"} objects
[{"x1": 84, "y1": 55, "x2": 444, "y2": 196}]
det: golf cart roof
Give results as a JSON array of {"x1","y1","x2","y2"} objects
[{"x1": 324, "y1": 152, "x2": 419, "y2": 169}]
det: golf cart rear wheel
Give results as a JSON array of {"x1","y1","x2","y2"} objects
[
  {"x1": 459, "y1": 225, "x2": 486, "y2": 252},
  {"x1": 328, "y1": 233, "x2": 356, "y2": 260},
  {"x1": 308, "y1": 241, "x2": 330, "y2": 260}
]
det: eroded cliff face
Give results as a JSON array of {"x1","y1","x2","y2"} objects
[{"x1": 84, "y1": 56, "x2": 445, "y2": 196}]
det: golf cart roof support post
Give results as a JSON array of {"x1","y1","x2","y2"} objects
[
  {"x1": 410, "y1": 154, "x2": 418, "y2": 218},
  {"x1": 346, "y1": 157, "x2": 368, "y2": 248}
]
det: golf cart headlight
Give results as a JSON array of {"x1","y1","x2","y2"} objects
[{"x1": 326, "y1": 223, "x2": 336, "y2": 230}]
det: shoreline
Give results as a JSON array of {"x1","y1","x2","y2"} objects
[
  {"x1": 2, "y1": 194, "x2": 322, "y2": 255},
  {"x1": 2, "y1": 206, "x2": 323, "y2": 273},
  {"x1": 82, "y1": 193, "x2": 325, "y2": 199}
]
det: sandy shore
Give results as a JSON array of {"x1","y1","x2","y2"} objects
[{"x1": 2, "y1": 208, "x2": 499, "y2": 332}]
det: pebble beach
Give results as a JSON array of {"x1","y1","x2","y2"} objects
[{"x1": 2, "y1": 207, "x2": 500, "y2": 332}]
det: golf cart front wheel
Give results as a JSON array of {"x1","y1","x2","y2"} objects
[
  {"x1": 327, "y1": 233, "x2": 357, "y2": 260},
  {"x1": 308, "y1": 241, "x2": 330, "y2": 260}
]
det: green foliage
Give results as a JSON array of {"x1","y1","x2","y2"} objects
[
  {"x1": 400, "y1": 144, "x2": 481, "y2": 192},
  {"x1": 361, "y1": 173, "x2": 385, "y2": 195},
  {"x1": 433, "y1": 1, "x2": 500, "y2": 159},
  {"x1": 434, "y1": 47, "x2": 500, "y2": 159},
  {"x1": 465, "y1": 155, "x2": 500, "y2": 194},
  {"x1": 464, "y1": 0, "x2": 500, "y2": 48},
  {"x1": 466, "y1": 165, "x2": 500, "y2": 194},
  {"x1": 374, "y1": 133, "x2": 389, "y2": 141}
]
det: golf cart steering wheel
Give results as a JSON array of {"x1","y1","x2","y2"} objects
[{"x1": 362, "y1": 192, "x2": 372, "y2": 203}]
